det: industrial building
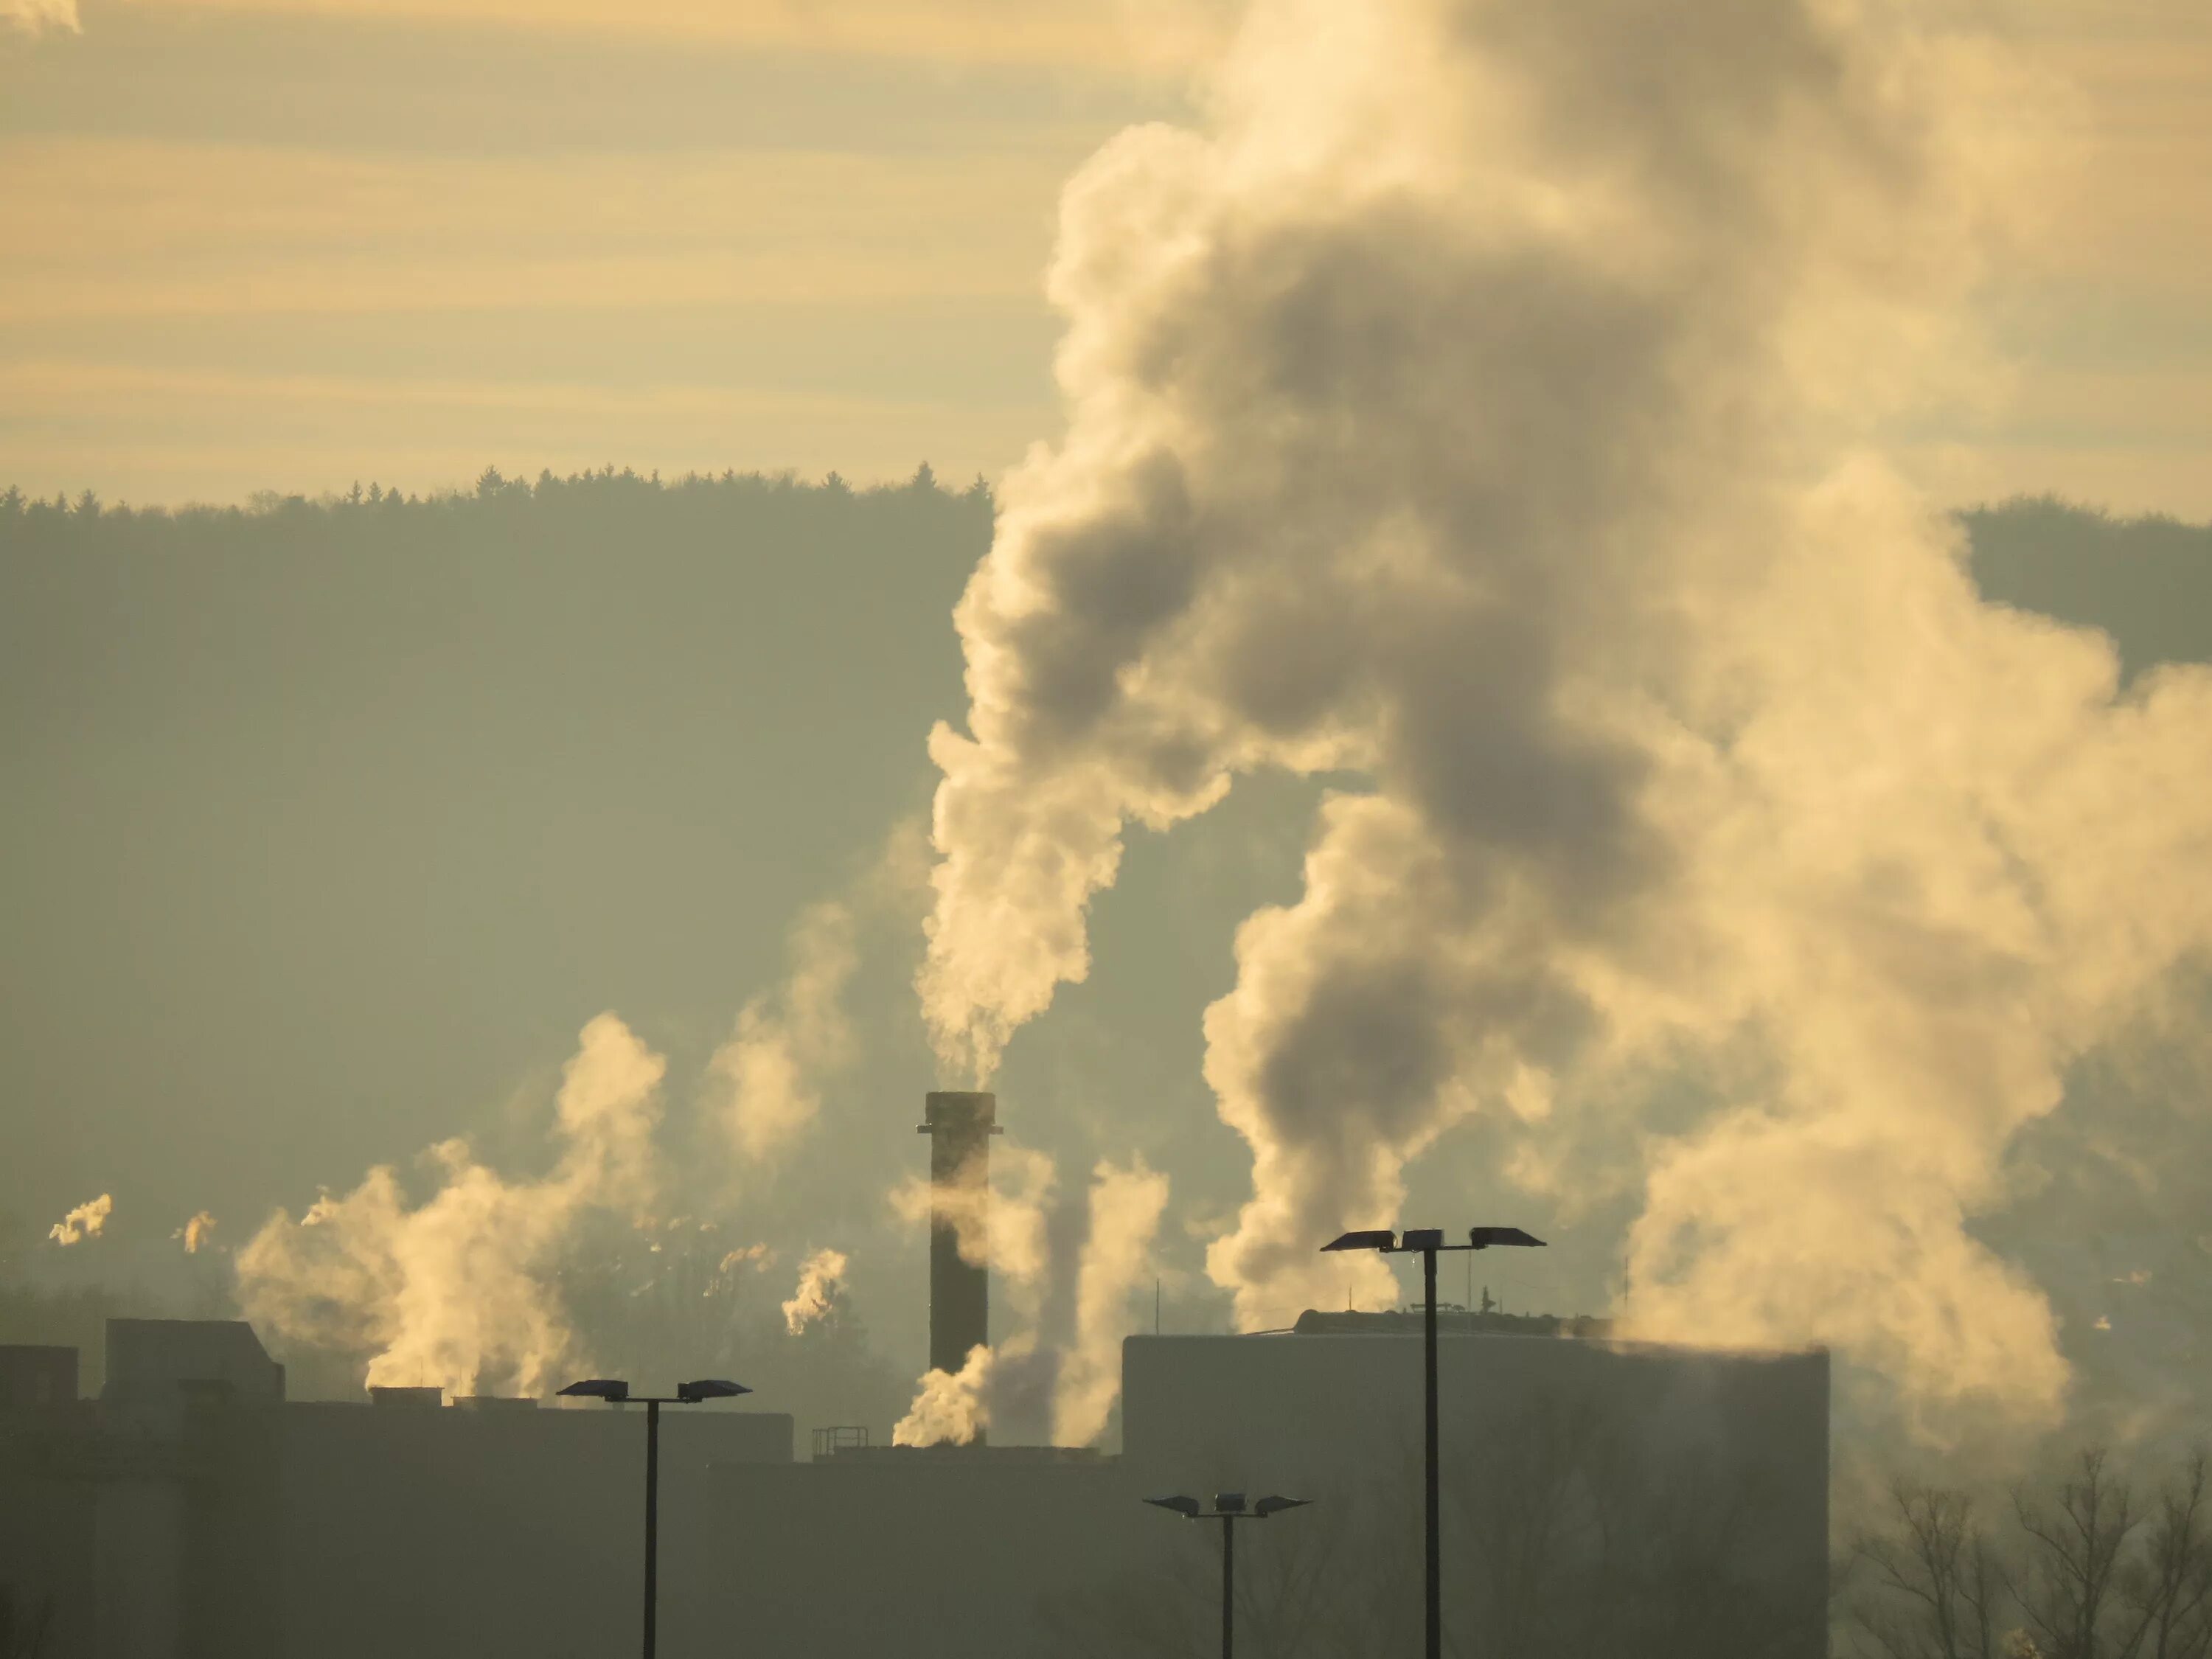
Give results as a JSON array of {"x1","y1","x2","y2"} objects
[{"x1": 1, "y1": 1096, "x2": 1830, "y2": 1657}]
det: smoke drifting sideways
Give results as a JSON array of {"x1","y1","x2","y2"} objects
[
  {"x1": 49, "y1": 1194, "x2": 113, "y2": 1247},
  {"x1": 917, "y1": 0, "x2": 2212, "y2": 1437},
  {"x1": 889, "y1": 1152, "x2": 1168, "y2": 1447},
  {"x1": 235, "y1": 1014, "x2": 665, "y2": 1398}
]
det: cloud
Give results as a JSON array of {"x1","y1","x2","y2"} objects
[
  {"x1": 234, "y1": 1013, "x2": 665, "y2": 1397},
  {"x1": 177, "y1": 1211, "x2": 218, "y2": 1253},
  {"x1": 914, "y1": 0, "x2": 2212, "y2": 1434},
  {"x1": 106, "y1": 0, "x2": 1231, "y2": 71},
  {"x1": 779, "y1": 1247, "x2": 849, "y2": 1335},
  {"x1": 49, "y1": 1193, "x2": 111, "y2": 1245}
]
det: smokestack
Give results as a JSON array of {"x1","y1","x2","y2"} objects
[{"x1": 917, "y1": 1091, "x2": 998, "y2": 1377}]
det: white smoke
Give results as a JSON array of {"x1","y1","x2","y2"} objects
[
  {"x1": 49, "y1": 1193, "x2": 112, "y2": 1246},
  {"x1": 2, "y1": 0, "x2": 78, "y2": 34},
  {"x1": 235, "y1": 1013, "x2": 666, "y2": 1397},
  {"x1": 709, "y1": 900, "x2": 860, "y2": 1161},
  {"x1": 177, "y1": 1211, "x2": 218, "y2": 1253},
  {"x1": 893, "y1": 1343, "x2": 994, "y2": 1447},
  {"x1": 780, "y1": 1246, "x2": 849, "y2": 1335},
  {"x1": 1052, "y1": 1158, "x2": 1169, "y2": 1447},
  {"x1": 706, "y1": 820, "x2": 929, "y2": 1161},
  {"x1": 915, "y1": 0, "x2": 2212, "y2": 1433},
  {"x1": 887, "y1": 1152, "x2": 1168, "y2": 1446},
  {"x1": 887, "y1": 1140, "x2": 1059, "y2": 1291}
]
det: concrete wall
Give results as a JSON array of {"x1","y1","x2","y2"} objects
[
  {"x1": 266, "y1": 1402, "x2": 792, "y2": 1659},
  {"x1": 682, "y1": 1452, "x2": 1169, "y2": 1659}
]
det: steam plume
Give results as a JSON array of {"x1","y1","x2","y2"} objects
[
  {"x1": 1052, "y1": 1158, "x2": 1169, "y2": 1447},
  {"x1": 917, "y1": 0, "x2": 2212, "y2": 1430},
  {"x1": 709, "y1": 900, "x2": 860, "y2": 1161},
  {"x1": 235, "y1": 1013, "x2": 666, "y2": 1397},
  {"x1": 706, "y1": 820, "x2": 929, "y2": 1161},
  {"x1": 2, "y1": 0, "x2": 78, "y2": 33},
  {"x1": 177, "y1": 1211, "x2": 218, "y2": 1253},
  {"x1": 886, "y1": 1144, "x2": 1058, "y2": 1444},
  {"x1": 780, "y1": 1246, "x2": 849, "y2": 1335},
  {"x1": 893, "y1": 1343, "x2": 993, "y2": 1447},
  {"x1": 49, "y1": 1193, "x2": 112, "y2": 1246}
]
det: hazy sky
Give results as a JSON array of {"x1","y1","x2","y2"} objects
[{"x1": 1, "y1": 0, "x2": 2208, "y2": 515}]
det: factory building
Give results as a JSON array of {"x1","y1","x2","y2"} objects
[{"x1": 1, "y1": 1096, "x2": 1830, "y2": 1657}]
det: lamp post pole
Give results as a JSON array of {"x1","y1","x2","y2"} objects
[
  {"x1": 1422, "y1": 1243, "x2": 1440, "y2": 1659},
  {"x1": 642, "y1": 1397, "x2": 660, "y2": 1659},
  {"x1": 1144, "y1": 1494, "x2": 1310, "y2": 1659},
  {"x1": 1220, "y1": 1509, "x2": 1234, "y2": 1659},
  {"x1": 1322, "y1": 1225, "x2": 1546, "y2": 1659},
  {"x1": 560, "y1": 1376, "x2": 752, "y2": 1659}
]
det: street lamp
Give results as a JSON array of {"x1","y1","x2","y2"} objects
[
  {"x1": 559, "y1": 1376, "x2": 751, "y2": 1659},
  {"x1": 1321, "y1": 1225, "x2": 1545, "y2": 1659},
  {"x1": 1144, "y1": 1492, "x2": 1311, "y2": 1659}
]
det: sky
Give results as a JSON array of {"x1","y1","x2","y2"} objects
[{"x1": 0, "y1": 0, "x2": 2208, "y2": 516}]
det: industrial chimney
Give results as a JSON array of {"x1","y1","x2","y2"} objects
[{"x1": 917, "y1": 1091, "x2": 998, "y2": 1378}]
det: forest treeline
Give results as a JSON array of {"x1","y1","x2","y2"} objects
[
  {"x1": 0, "y1": 461, "x2": 992, "y2": 540},
  {"x1": 3, "y1": 478, "x2": 2206, "y2": 685}
]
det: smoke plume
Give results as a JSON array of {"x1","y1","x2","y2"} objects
[
  {"x1": 886, "y1": 1152, "x2": 1167, "y2": 1445},
  {"x1": 709, "y1": 900, "x2": 860, "y2": 1161},
  {"x1": 893, "y1": 1343, "x2": 994, "y2": 1447},
  {"x1": 887, "y1": 1140, "x2": 1059, "y2": 1291},
  {"x1": 917, "y1": 0, "x2": 2212, "y2": 1431},
  {"x1": 48, "y1": 1193, "x2": 112, "y2": 1246},
  {"x1": 1, "y1": 0, "x2": 78, "y2": 33},
  {"x1": 235, "y1": 1013, "x2": 666, "y2": 1397},
  {"x1": 781, "y1": 1246, "x2": 850, "y2": 1335},
  {"x1": 1053, "y1": 1158, "x2": 1169, "y2": 1447},
  {"x1": 177, "y1": 1211, "x2": 218, "y2": 1253},
  {"x1": 706, "y1": 820, "x2": 929, "y2": 1161}
]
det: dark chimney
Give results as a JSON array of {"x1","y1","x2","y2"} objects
[{"x1": 917, "y1": 1091, "x2": 998, "y2": 1377}]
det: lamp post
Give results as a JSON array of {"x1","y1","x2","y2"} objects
[
  {"x1": 1321, "y1": 1225, "x2": 1545, "y2": 1659},
  {"x1": 1144, "y1": 1492, "x2": 1311, "y2": 1659},
  {"x1": 559, "y1": 1376, "x2": 751, "y2": 1659}
]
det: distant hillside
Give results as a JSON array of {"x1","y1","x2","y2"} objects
[
  {"x1": 1964, "y1": 495, "x2": 2212, "y2": 680},
  {"x1": 2, "y1": 476, "x2": 2205, "y2": 1377},
  {"x1": 0, "y1": 465, "x2": 992, "y2": 1276}
]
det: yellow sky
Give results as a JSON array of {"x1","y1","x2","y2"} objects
[{"x1": 1, "y1": 0, "x2": 2206, "y2": 513}]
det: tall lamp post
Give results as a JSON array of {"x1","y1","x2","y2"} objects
[
  {"x1": 559, "y1": 1375, "x2": 751, "y2": 1659},
  {"x1": 1321, "y1": 1225, "x2": 1545, "y2": 1659},
  {"x1": 1144, "y1": 1492, "x2": 1311, "y2": 1659}
]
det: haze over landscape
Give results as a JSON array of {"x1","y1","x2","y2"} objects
[{"x1": 5, "y1": 3, "x2": 2212, "y2": 1651}]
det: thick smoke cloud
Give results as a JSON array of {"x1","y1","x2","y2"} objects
[
  {"x1": 178, "y1": 1211, "x2": 218, "y2": 1254},
  {"x1": 918, "y1": 0, "x2": 2212, "y2": 1431},
  {"x1": 235, "y1": 1014, "x2": 665, "y2": 1397},
  {"x1": 48, "y1": 1193, "x2": 112, "y2": 1246}
]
